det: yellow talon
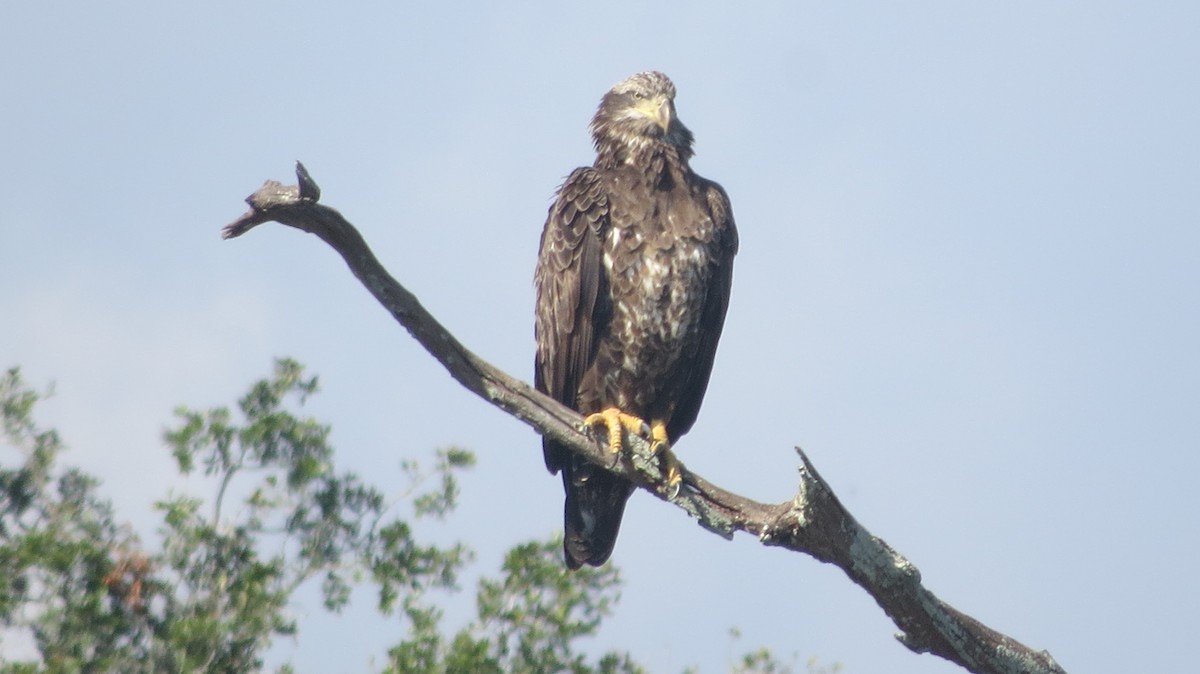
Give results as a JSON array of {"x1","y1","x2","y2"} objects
[
  {"x1": 649, "y1": 421, "x2": 670, "y2": 455},
  {"x1": 583, "y1": 412, "x2": 683, "y2": 495},
  {"x1": 649, "y1": 420, "x2": 683, "y2": 496},
  {"x1": 584, "y1": 408, "x2": 650, "y2": 454}
]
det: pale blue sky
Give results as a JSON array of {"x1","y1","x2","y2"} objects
[{"x1": 3, "y1": 3, "x2": 1198, "y2": 672}]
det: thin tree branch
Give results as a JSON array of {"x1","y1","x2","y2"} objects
[{"x1": 222, "y1": 162, "x2": 1068, "y2": 674}]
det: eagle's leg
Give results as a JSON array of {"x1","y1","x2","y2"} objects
[
  {"x1": 584, "y1": 408, "x2": 651, "y2": 455},
  {"x1": 649, "y1": 420, "x2": 683, "y2": 496},
  {"x1": 582, "y1": 410, "x2": 683, "y2": 495}
]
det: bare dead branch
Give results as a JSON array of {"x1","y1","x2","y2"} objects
[{"x1": 222, "y1": 162, "x2": 1068, "y2": 674}]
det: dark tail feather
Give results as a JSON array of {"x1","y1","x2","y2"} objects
[{"x1": 561, "y1": 456, "x2": 635, "y2": 569}]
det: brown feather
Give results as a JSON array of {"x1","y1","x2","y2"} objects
[{"x1": 534, "y1": 72, "x2": 737, "y2": 568}]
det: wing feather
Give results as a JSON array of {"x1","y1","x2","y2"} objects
[
  {"x1": 666, "y1": 180, "x2": 738, "y2": 441},
  {"x1": 534, "y1": 167, "x2": 611, "y2": 473}
]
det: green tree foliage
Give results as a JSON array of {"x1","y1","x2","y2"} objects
[{"x1": 0, "y1": 361, "x2": 813, "y2": 674}]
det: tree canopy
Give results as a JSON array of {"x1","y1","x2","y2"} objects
[{"x1": 0, "y1": 361, "x2": 813, "y2": 674}]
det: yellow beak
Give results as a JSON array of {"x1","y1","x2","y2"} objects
[{"x1": 633, "y1": 96, "x2": 672, "y2": 132}]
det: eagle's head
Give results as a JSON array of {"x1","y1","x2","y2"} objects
[{"x1": 590, "y1": 71, "x2": 695, "y2": 164}]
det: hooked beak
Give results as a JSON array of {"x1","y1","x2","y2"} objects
[
  {"x1": 632, "y1": 95, "x2": 672, "y2": 132},
  {"x1": 651, "y1": 99, "x2": 671, "y2": 132}
]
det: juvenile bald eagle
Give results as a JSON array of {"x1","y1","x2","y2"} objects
[{"x1": 534, "y1": 71, "x2": 738, "y2": 568}]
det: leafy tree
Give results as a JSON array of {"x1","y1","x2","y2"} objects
[{"x1": 0, "y1": 361, "x2": 804, "y2": 674}]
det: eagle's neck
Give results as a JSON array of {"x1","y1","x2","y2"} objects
[{"x1": 595, "y1": 139, "x2": 693, "y2": 186}]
